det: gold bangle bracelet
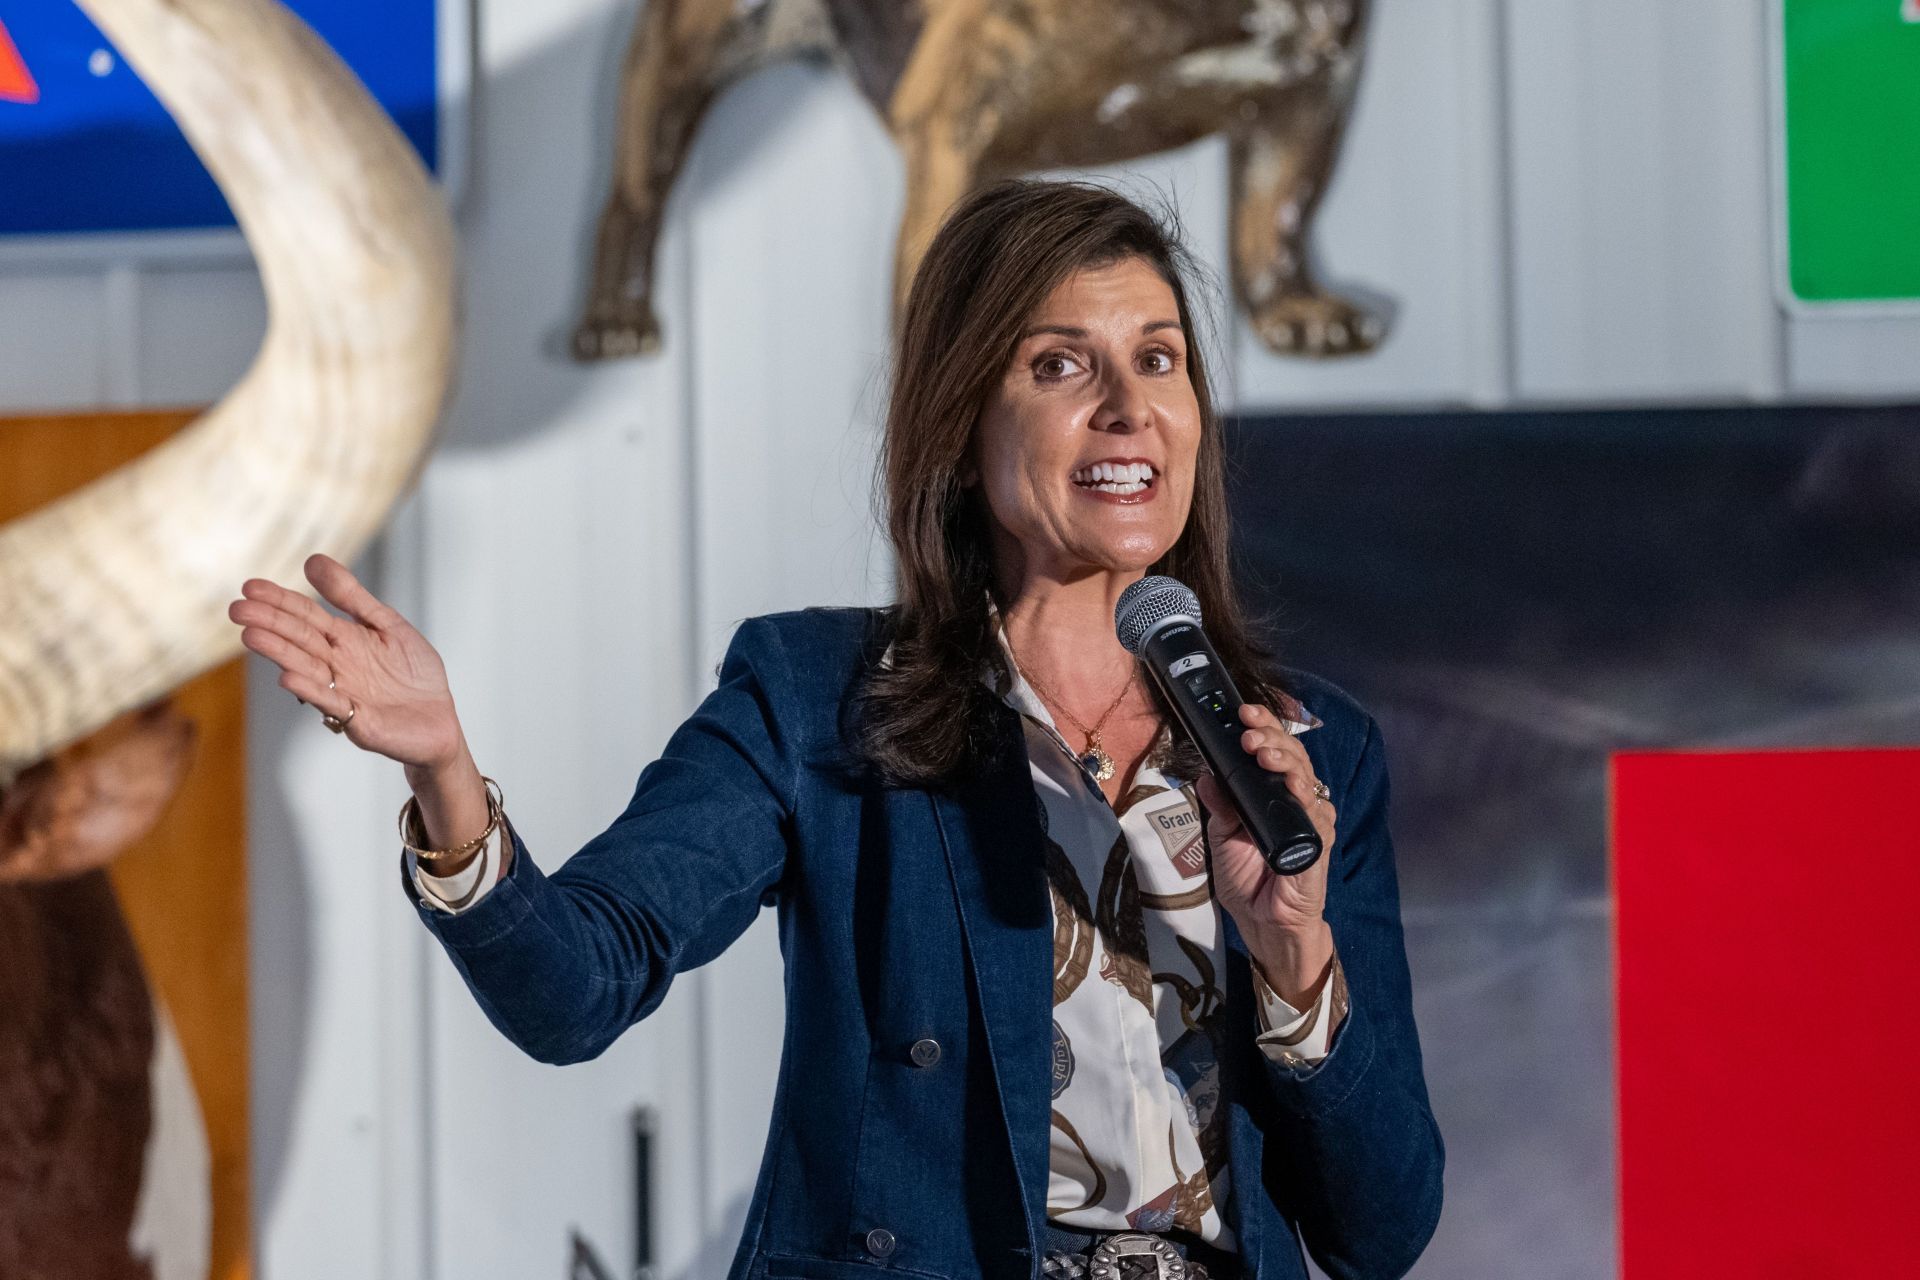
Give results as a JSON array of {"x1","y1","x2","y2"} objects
[{"x1": 399, "y1": 775, "x2": 504, "y2": 862}]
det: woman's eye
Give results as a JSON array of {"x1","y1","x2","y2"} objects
[
  {"x1": 1141, "y1": 347, "x2": 1180, "y2": 374},
  {"x1": 1034, "y1": 352, "x2": 1084, "y2": 380}
]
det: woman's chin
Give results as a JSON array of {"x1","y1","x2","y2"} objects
[{"x1": 1077, "y1": 534, "x2": 1173, "y2": 575}]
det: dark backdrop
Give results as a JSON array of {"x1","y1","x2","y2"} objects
[{"x1": 1224, "y1": 403, "x2": 1920, "y2": 1278}]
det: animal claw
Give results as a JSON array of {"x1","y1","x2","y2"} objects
[
  {"x1": 571, "y1": 313, "x2": 663, "y2": 362},
  {"x1": 1252, "y1": 291, "x2": 1383, "y2": 359}
]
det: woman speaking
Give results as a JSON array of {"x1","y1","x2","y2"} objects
[{"x1": 230, "y1": 179, "x2": 1443, "y2": 1280}]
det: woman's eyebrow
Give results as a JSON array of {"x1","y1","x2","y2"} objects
[{"x1": 1018, "y1": 319, "x2": 1184, "y2": 339}]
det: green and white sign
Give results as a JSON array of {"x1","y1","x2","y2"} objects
[{"x1": 1779, "y1": 0, "x2": 1920, "y2": 306}]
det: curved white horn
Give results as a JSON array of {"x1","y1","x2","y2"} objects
[{"x1": 0, "y1": 0, "x2": 458, "y2": 784}]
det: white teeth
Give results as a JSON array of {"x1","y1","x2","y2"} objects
[{"x1": 1073, "y1": 461, "x2": 1155, "y2": 486}]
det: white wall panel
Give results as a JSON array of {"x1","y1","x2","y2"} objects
[
  {"x1": 1786, "y1": 314, "x2": 1920, "y2": 401},
  {"x1": 680, "y1": 61, "x2": 897, "y2": 1254},
  {"x1": 411, "y1": 0, "x2": 709, "y2": 1271},
  {"x1": 136, "y1": 264, "x2": 267, "y2": 407},
  {"x1": 0, "y1": 272, "x2": 110, "y2": 410},
  {"x1": 1230, "y1": 0, "x2": 1511, "y2": 410},
  {"x1": 415, "y1": 379, "x2": 705, "y2": 1276},
  {"x1": 685, "y1": 62, "x2": 897, "y2": 663},
  {"x1": 1504, "y1": 0, "x2": 1784, "y2": 403},
  {"x1": 248, "y1": 624, "x2": 430, "y2": 1280}
]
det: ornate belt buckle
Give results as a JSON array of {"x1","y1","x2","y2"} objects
[{"x1": 1088, "y1": 1232, "x2": 1186, "y2": 1280}]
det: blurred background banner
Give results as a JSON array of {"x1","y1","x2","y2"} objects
[{"x1": 0, "y1": 0, "x2": 457, "y2": 241}]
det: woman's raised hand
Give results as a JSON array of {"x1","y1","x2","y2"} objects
[{"x1": 229, "y1": 553, "x2": 465, "y2": 772}]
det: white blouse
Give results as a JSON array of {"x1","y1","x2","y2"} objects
[
  {"x1": 977, "y1": 609, "x2": 1337, "y2": 1244},
  {"x1": 409, "y1": 614, "x2": 1342, "y2": 1247}
]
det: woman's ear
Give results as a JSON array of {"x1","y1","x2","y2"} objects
[{"x1": 957, "y1": 459, "x2": 980, "y2": 488}]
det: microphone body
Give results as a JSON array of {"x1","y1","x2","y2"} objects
[{"x1": 1117, "y1": 579, "x2": 1322, "y2": 876}]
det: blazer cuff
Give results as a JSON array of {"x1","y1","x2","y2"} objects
[
  {"x1": 410, "y1": 820, "x2": 503, "y2": 913},
  {"x1": 399, "y1": 815, "x2": 537, "y2": 948}
]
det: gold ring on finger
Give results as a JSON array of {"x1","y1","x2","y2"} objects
[
  {"x1": 1311, "y1": 780, "x2": 1331, "y2": 803},
  {"x1": 321, "y1": 702, "x2": 356, "y2": 734}
]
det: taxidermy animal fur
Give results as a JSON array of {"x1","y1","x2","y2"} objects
[{"x1": 572, "y1": 0, "x2": 1380, "y2": 361}]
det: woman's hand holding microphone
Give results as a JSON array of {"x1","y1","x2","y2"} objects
[
  {"x1": 1196, "y1": 701, "x2": 1338, "y2": 1012},
  {"x1": 227, "y1": 552, "x2": 495, "y2": 876}
]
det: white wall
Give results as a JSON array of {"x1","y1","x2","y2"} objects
[{"x1": 2, "y1": 1, "x2": 1916, "y2": 1277}]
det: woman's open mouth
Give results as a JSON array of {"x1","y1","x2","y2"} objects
[{"x1": 1070, "y1": 460, "x2": 1158, "y2": 502}]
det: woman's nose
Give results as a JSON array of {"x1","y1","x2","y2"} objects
[{"x1": 1092, "y1": 370, "x2": 1152, "y2": 433}]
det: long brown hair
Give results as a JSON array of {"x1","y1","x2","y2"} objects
[{"x1": 852, "y1": 178, "x2": 1292, "y2": 787}]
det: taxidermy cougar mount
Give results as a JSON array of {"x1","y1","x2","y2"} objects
[{"x1": 572, "y1": 0, "x2": 1382, "y2": 362}]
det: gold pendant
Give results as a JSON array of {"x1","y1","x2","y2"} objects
[{"x1": 1081, "y1": 739, "x2": 1115, "y2": 782}]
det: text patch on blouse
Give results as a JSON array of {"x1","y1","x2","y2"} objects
[{"x1": 1144, "y1": 797, "x2": 1205, "y2": 878}]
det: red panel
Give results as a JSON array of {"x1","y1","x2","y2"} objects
[
  {"x1": 0, "y1": 20, "x2": 36, "y2": 105},
  {"x1": 1613, "y1": 750, "x2": 1920, "y2": 1279}
]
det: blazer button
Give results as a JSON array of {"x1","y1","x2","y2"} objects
[
  {"x1": 865, "y1": 1227, "x2": 897, "y2": 1258},
  {"x1": 909, "y1": 1037, "x2": 942, "y2": 1068}
]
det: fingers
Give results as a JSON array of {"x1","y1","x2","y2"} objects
[
  {"x1": 1206, "y1": 705, "x2": 1340, "y2": 877},
  {"x1": 1237, "y1": 701, "x2": 1330, "y2": 811},
  {"x1": 236, "y1": 620, "x2": 334, "y2": 688},
  {"x1": 238, "y1": 574, "x2": 346, "y2": 648},
  {"x1": 230, "y1": 558, "x2": 386, "y2": 724},
  {"x1": 230, "y1": 594, "x2": 335, "y2": 666},
  {"x1": 1238, "y1": 703, "x2": 1310, "y2": 766},
  {"x1": 1194, "y1": 772, "x2": 1244, "y2": 839},
  {"x1": 1238, "y1": 701, "x2": 1298, "y2": 735},
  {"x1": 275, "y1": 663, "x2": 352, "y2": 720},
  {"x1": 231, "y1": 553, "x2": 400, "y2": 665},
  {"x1": 305, "y1": 553, "x2": 399, "y2": 631}
]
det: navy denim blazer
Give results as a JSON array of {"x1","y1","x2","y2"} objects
[{"x1": 404, "y1": 606, "x2": 1444, "y2": 1280}]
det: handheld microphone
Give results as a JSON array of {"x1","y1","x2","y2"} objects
[{"x1": 1115, "y1": 575, "x2": 1322, "y2": 876}]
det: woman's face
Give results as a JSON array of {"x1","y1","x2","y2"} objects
[{"x1": 970, "y1": 255, "x2": 1202, "y2": 586}]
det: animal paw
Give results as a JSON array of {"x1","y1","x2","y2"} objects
[
  {"x1": 571, "y1": 305, "x2": 663, "y2": 361},
  {"x1": 1248, "y1": 292, "x2": 1385, "y2": 358}
]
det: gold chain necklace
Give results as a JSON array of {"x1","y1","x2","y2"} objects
[{"x1": 1007, "y1": 637, "x2": 1138, "y2": 783}]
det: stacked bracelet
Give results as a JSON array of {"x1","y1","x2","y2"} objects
[{"x1": 399, "y1": 775, "x2": 504, "y2": 863}]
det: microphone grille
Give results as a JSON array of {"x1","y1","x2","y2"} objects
[{"x1": 1115, "y1": 575, "x2": 1202, "y2": 656}]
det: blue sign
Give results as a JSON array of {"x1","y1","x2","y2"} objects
[{"x1": 0, "y1": 3, "x2": 437, "y2": 236}]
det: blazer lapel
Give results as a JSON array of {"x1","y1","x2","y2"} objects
[{"x1": 930, "y1": 700, "x2": 1055, "y2": 1242}]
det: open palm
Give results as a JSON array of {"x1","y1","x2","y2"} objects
[{"x1": 228, "y1": 552, "x2": 464, "y2": 771}]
